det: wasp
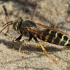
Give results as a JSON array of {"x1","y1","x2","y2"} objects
[
  {"x1": 1, "y1": 16, "x2": 70, "y2": 62},
  {"x1": 1, "y1": 4, "x2": 70, "y2": 62}
]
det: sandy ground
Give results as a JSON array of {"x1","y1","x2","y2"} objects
[{"x1": 0, "y1": 0, "x2": 70, "y2": 70}]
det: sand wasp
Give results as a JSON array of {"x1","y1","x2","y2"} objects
[
  {"x1": 0, "y1": 4, "x2": 70, "y2": 63},
  {"x1": 1, "y1": 16, "x2": 70, "y2": 61}
]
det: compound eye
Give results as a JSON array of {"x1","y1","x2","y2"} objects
[{"x1": 13, "y1": 22, "x2": 19, "y2": 30}]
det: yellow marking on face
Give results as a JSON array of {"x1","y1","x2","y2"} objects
[
  {"x1": 51, "y1": 33, "x2": 58, "y2": 44},
  {"x1": 64, "y1": 39, "x2": 69, "y2": 46},
  {"x1": 13, "y1": 22, "x2": 18, "y2": 31},
  {"x1": 58, "y1": 35, "x2": 65, "y2": 45}
]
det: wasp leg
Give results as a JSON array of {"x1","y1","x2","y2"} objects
[
  {"x1": 22, "y1": 33, "x2": 33, "y2": 42},
  {"x1": 14, "y1": 34, "x2": 33, "y2": 52},
  {"x1": 38, "y1": 42, "x2": 50, "y2": 58},
  {"x1": 18, "y1": 41, "x2": 23, "y2": 52},
  {"x1": 12, "y1": 35, "x2": 23, "y2": 52},
  {"x1": 33, "y1": 36, "x2": 58, "y2": 63},
  {"x1": 25, "y1": 34, "x2": 57, "y2": 63},
  {"x1": 26, "y1": 33, "x2": 50, "y2": 58},
  {"x1": 12, "y1": 40, "x2": 15, "y2": 49},
  {"x1": 32, "y1": 36, "x2": 50, "y2": 58},
  {"x1": 28, "y1": 34, "x2": 33, "y2": 41}
]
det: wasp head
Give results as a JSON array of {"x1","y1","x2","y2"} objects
[{"x1": 13, "y1": 17, "x2": 23, "y2": 31}]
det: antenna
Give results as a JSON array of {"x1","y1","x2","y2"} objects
[{"x1": 2, "y1": 5, "x2": 10, "y2": 33}]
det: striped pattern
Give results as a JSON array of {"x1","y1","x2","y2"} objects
[{"x1": 35, "y1": 29, "x2": 70, "y2": 46}]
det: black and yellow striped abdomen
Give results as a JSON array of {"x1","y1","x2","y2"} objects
[{"x1": 37, "y1": 29, "x2": 70, "y2": 46}]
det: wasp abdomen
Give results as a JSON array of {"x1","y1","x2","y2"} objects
[{"x1": 37, "y1": 29, "x2": 70, "y2": 46}]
